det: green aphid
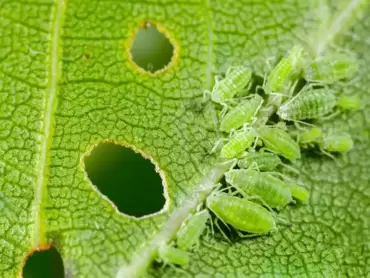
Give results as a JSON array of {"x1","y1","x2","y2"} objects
[
  {"x1": 277, "y1": 87, "x2": 337, "y2": 121},
  {"x1": 336, "y1": 95, "x2": 360, "y2": 110},
  {"x1": 304, "y1": 53, "x2": 358, "y2": 83},
  {"x1": 238, "y1": 151, "x2": 282, "y2": 171},
  {"x1": 264, "y1": 45, "x2": 305, "y2": 94},
  {"x1": 225, "y1": 169, "x2": 293, "y2": 209},
  {"x1": 319, "y1": 133, "x2": 354, "y2": 153},
  {"x1": 176, "y1": 210, "x2": 210, "y2": 251},
  {"x1": 206, "y1": 192, "x2": 276, "y2": 236},
  {"x1": 211, "y1": 66, "x2": 253, "y2": 105},
  {"x1": 220, "y1": 130, "x2": 256, "y2": 159},
  {"x1": 219, "y1": 94, "x2": 264, "y2": 132},
  {"x1": 299, "y1": 127, "x2": 323, "y2": 144},
  {"x1": 288, "y1": 183, "x2": 309, "y2": 201},
  {"x1": 157, "y1": 245, "x2": 189, "y2": 266},
  {"x1": 257, "y1": 125, "x2": 301, "y2": 161}
]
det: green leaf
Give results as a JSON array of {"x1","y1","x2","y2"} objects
[{"x1": 0, "y1": 0, "x2": 369, "y2": 277}]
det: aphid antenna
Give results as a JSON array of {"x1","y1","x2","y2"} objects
[
  {"x1": 319, "y1": 147, "x2": 339, "y2": 162},
  {"x1": 210, "y1": 138, "x2": 228, "y2": 154},
  {"x1": 279, "y1": 163, "x2": 300, "y2": 176},
  {"x1": 202, "y1": 90, "x2": 212, "y2": 102},
  {"x1": 317, "y1": 110, "x2": 341, "y2": 121},
  {"x1": 206, "y1": 202, "x2": 232, "y2": 242},
  {"x1": 274, "y1": 215, "x2": 291, "y2": 226}
]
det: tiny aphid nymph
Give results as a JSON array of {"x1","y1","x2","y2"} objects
[
  {"x1": 257, "y1": 125, "x2": 301, "y2": 161},
  {"x1": 299, "y1": 127, "x2": 322, "y2": 144},
  {"x1": 264, "y1": 45, "x2": 304, "y2": 94},
  {"x1": 206, "y1": 193, "x2": 276, "y2": 235},
  {"x1": 176, "y1": 210, "x2": 210, "y2": 251},
  {"x1": 158, "y1": 245, "x2": 189, "y2": 266},
  {"x1": 237, "y1": 151, "x2": 282, "y2": 171},
  {"x1": 304, "y1": 53, "x2": 358, "y2": 83},
  {"x1": 319, "y1": 133, "x2": 354, "y2": 153},
  {"x1": 219, "y1": 94, "x2": 264, "y2": 132},
  {"x1": 288, "y1": 183, "x2": 309, "y2": 201},
  {"x1": 336, "y1": 95, "x2": 360, "y2": 111},
  {"x1": 211, "y1": 66, "x2": 253, "y2": 105},
  {"x1": 277, "y1": 87, "x2": 337, "y2": 121},
  {"x1": 220, "y1": 129, "x2": 256, "y2": 159},
  {"x1": 225, "y1": 169, "x2": 293, "y2": 209}
]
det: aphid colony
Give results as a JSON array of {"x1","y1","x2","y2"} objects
[{"x1": 155, "y1": 46, "x2": 358, "y2": 267}]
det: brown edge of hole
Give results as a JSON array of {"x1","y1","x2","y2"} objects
[
  {"x1": 17, "y1": 244, "x2": 52, "y2": 278},
  {"x1": 80, "y1": 139, "x2": 171, "y2": 219},
  {"x1": 125, "y1": 20, "x2": 180, "y2": 76}
]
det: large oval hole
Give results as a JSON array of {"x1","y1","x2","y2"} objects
[
  {"x1": 22, "y1": 247, "x2": 64, "y2": 278},
  {"x1": 130, "y1": 22, "x2": 175, "y2": 73},
  {"x1": 84, "y1": 142, "x2": 166, "y2": 217}
]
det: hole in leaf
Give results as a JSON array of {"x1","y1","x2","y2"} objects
[
  {"x1": 22, "y1": 247, "x2": 64, "y2": 278},
  {"x1": 130, "y1": 22, "x2": 175, "y2": 73},
  {"x1": 84, "y1": 142, "x2": 166, "y2": 217}
]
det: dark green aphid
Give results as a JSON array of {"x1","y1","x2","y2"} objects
[
  {"x1": 319, "y1": 133, "x2": 354, "y2": 153},
  {"x1": 225, "y1": 169, "x2": 293, "y2": 209},
  {"x1": 238, "y1": 151, "x2": 282, "y2": 171},
  {"x1": 219, "y1": 94, "x2": 264, "y2": 132},
  {"x1": 288, "y1": 183, "x2": 309, "y2": 201},
  {"x1": 211, "y1": 66, "x2": 253, "y2": 105},
  {"x1": 158, "y1": 245, "x2": 189, "y2": 266},
  {"x1": 206, "y1": 193, "x2": 276, "y2": 235},
  {"x1": 299, "y1": 127, "x2": 323, "y2": 144},
  {"x1": 264, "y1": 45, "x2": 304, "y2": 94},
  {"x1": 277, "y1": 87, "x2": 337, "y2": 121},
  {"x1": 220, "y1": 130, "x2": 256, "y2": 159},
  {"x1": 257, "y1": 125, "x2": 301, "y2": 160},
  {"x1": 304, "y1": 53, "x2": 358, "y2": 83},
  {"x1": 176, "y1": 210, "x2": 210, "y2": 251}
]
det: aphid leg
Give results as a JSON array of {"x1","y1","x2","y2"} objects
[
  {"x1": 319, "y1": 110, "x2": 340, "y2": 121},
  {"x1": 214, "y1": 218, "x2": 231, "y2": 242},
  {"x1": 203, "y1": 90, "x2": 211, "y2": 102},
  {"x1": 280, "y1": 163, "x2": 300, "y2": 176},
  {"x1": 210, "y1": 138, "x2": 227, "y2": 154},
  {"x1": 319, "y1": 147, "x2": 338, "y2": 162},
  {"x1": 236, "y1": 230, "x2": 267, "y2": 238}
]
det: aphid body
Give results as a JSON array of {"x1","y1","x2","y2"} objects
[
  {"x1": 158, "y1": 245, "x2": 189, "y2": 266},
  {"x1": 299, "y1": 127, "x2": 322, "y2": 144},
  {"x1": 206, "y1": 193, "x2": 275, "y2": 234},
  {"x1": 319, "y1": 133, "x2": 354, "y2": 153},
  {"x1": 257, "y1": 125, "x2": 301, "y2": 160},
  {"x1": 336, "y1": 95, "x2": 360, "y2": 110},
  {"x1": 225, "y1": 169, "x2": 293, "y2": 209},
  {"x1": 304, "y1": 53, "x2": 357, "y2": 83},
  {"x1": 219, "y1": 94, "x2": 264, "y2": 132},
  {"x1": 238, "y1": 151, "x2": 282, "y2": 171},
  {"x1": 288, "y1": 183, "x2": 309, "y2": 201},
  {"x1": 264, "y1": 45, "x2": 304, "y2": 94},
  {"x1": 211, "y1": 66, "x2": 252, "y2": 104},
  {"x1": 176, "y1": 210, "x2": 210, "y2": 251},
  {"x1": 277, "y1": 87, "x2": 337, "y2": 120},
  {"x1": 220, "y1": 130, "x2": 256, "y2": 159}
]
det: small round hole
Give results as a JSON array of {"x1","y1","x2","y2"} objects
[
  {"x1": 84, "y1": 142, "x2": 167, "y2": 217},
  {"x1": 22, "y1": 247, "x2": 64, "y2": 278},
  {"x1": 130, "y1": 22, "x2": 175, "y2": 73}
]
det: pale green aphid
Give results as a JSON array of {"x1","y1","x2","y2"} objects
[
  {"x1": 319, "y1": 133, "x2": 354, "y2": 153},
  {"x1": 225, "y1": 169, "x2": 293, "y2": 210},
  {"x1": 304, "y1": 53, "x2": 358, "y2": 83},
  {"x1": 257, "y1": 125, "x2": 301, "y2": 161},
  {"x1": 288, "y1": 183, "x2": 309, "y2": 201},
  {"x1": 299, "y1": 127, "x2": 323, "y2": 144},
  {"x1": 157, "y1": 245, "x2": 189, "y2": 266},
  {"x1": 336, "y1": 95, "x2": 360, "y2": 110},
  {"x1": 210, "y1": 66, "x2": 253, "y2": 105},
  {"x1": 264, "y1": 45, "x2": 304, "y2": 94},
  {"x1": 277, "y1": 87, "x2": 337, "y2": 121},
  {"x1": 220, "y1": 129, "x2": 256, "y2": 159},
  {"x1": 176, "y1": 210, "x2": 210, "y2": 251},
  {"x1": 206, "y1": 192, "x2": 276, "y2": 236},
  {"x1": 219, "y1": 94, "x2": 264, "y2": 132},
  {"x1": 238, "y1": 151, "x2": 282, "y2": 171}
]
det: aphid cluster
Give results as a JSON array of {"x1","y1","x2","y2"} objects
[{"x1": 155, "y1": 46, "x2": 359, "y2": 268}]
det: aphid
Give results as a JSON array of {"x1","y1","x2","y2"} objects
[
  {"x1": 176, "y1": 210, "x2": 210, "y2": 251},
  {"x1": 336, "y1": 95, "x2": 360, "y2": 110},
  {"x1": 157, "y1": 244, "x2": 189, "y2": 266},
  {"x1": 288, "y1": 183, "x2": 309, "y2": 201},
  {"x1": 225, "y1": 169, "x2": 293, "y2": 209},
  {"x1": 206, "y1": 192, "x2": 276, "y2": 235},
  {"x1": 210, "y1": 66, "x2": 253, "y2": 105},
  {"x1": 319, "y1": 133, "x2": 354, "y2": 153},
  {"x1": 237, "y1": 151, "x2": 282, "y2": 171},
  {"x1": 219, "y1": 94, "x2": 264, "y2": 132},
  {"x1": 299, "y1": 127, "x2": 323, "y2": 144},
  {"x1": 220, "y1": 129, "x2": 256, "y2": 159},
  {"x1": 257, "y1": 125, "x2": 301, "y2": 161},
  {"x1": 304, "y1": 53, "x2": 358, "y2": 83},
  {"x1": 277, "y1": 87, "x2": 337, "y2": 121},
  {"x1": 264, "y1": 45, "x2": 305, "y2": 94}
]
